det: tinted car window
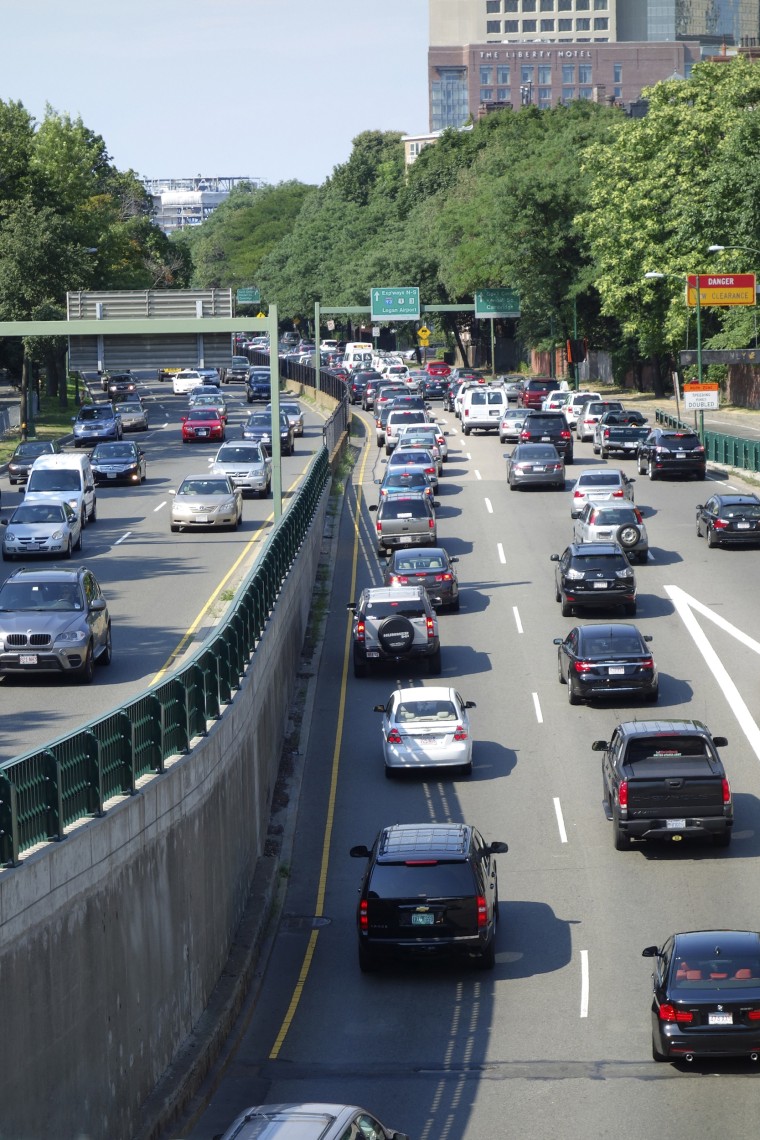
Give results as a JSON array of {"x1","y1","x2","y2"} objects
[
  {"x1": 660, "y1": 433, "x2": 702, "y2": 451},
  {"x1": 574, "y1": 553, "x2": 629, "y2": 570},
  {"x1": 368, "y1": 863, "x2": 476, "y2": 897},
  {"x1": 379, "y1": 500, "x2": 430, "y2": 519},
  {"x1": 577, "y1": 472, "x2": 624, "y2": 486}
]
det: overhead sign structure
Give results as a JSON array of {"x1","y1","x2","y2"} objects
[
  {"x1": 237, "y1": 287, "x2": 261, "y2": 304},
  {"x1": 686, "y1": 275, "x2": 756, "y2": 307},
  {"x1": 474, "y1": 288, "x2": 521, "y2": 318},
  {"x1": 683, "y1": 381, "x2": 720, "y2": 411},
  {"x1": 681, "y1": 348, "x2": 760, "y2": 365},
  {"x1": 370, "y1": 287, "x2": 420, "y2": 321}
]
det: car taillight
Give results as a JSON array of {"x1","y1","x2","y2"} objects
[
  {"x1": 435, "y1": 573, "x2": 452, "y2": 582},
  {"x1": 612, "y1": 489, "x2": 624, "y2": 497},
  {"x1": 464, "y1": 408, "x2": 470, "y2": 416},
  {"x1": 747, "y1": 1010, "x2": 760, "y2": 1021},
  {"x1": 659, "y1": 1004, "x2": 694, "y2": 1024},
  {"x1": 453, "y1": 725, "x2": 468, "y2": 741},
  {"x1": 520, "y1": 429, "x2": 529, "y2": 440},
  {"x1": 436, "y1": 436, "x2": 445, "y2": 446},
  {"x1": 387, "y1": 729, "x2": 402, "y2": 744},
  {"x1": 477, "y1": 896, "x2": 487, "y2": 928},
  {"x1": 356, "y1": 620, "x2": 365, "y2": 643},
  {"x1": 618, "y1": 780, "x2": 628, "y2": 808},
  {"x1": 639, "y1": 657, "x2": 654, "y2": 670},
  {"x1": 714, "y1": 518, "x2": 729, "y2": 530},
  {"x1": 560, "y1": 430, "x2": 571, "y2": 440},
  {"x1": 359, "y1": 899, "x2": 369, "y2": 931},
  {"x1": 573, "y1": 660, "x2": 594, "y2": 673},
  {"x1": 389, "y1": 574, "x2": 408, "y2": 585},
  {"x1": 723, "y1": 778, "x2": 732, "y2": 805},
  {"x1": 573, "y1": 489, "x2": 584, "y2": 498},
  {"x1": 426, "y1": 616, "x2": 435, "y2": 639},
  {"x1": 376, "y1": 522, "x2": 382, "y2": 534},
  {"x1": 424, "y1": 466, "x2": 435, "y2": 475},
  {"x1": 428, "y1": 518, "x2": 435, "y2": 529},
  {"x1": 634, "y1": 508, "x2": 643, "y2": 523}
]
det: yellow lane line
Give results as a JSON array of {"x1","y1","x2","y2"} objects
[
  {"x1": 149, "y1": 469, "x2": 307, "y2": 686},
  {"x1": 268, "y1": 441, "x2": 370, "y2": 1060}
]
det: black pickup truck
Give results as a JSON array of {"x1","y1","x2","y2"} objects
[
  {"x1": 594, "y1": 412, "x2": 649, "y2": 459},
  {"x1": 596, "y1": 719, "x2": 732, "y2": 850}
]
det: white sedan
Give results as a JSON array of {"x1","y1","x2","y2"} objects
[
  {"x1": 170, "y1": 474, "x2": 243, "y2": 531},
  {"x1": 1, "y1": 499, "x2": 83, "y2": 560},
  {"x1": 172, "y1": 370, "x2": 205, "y2": 395},
  {"x1": 373, "y1": 686, "x2": 476, "y2": 777}
]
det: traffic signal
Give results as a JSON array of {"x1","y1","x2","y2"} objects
[{"x1": 566, "y1": 338, "x2": 587, "y2": 364}]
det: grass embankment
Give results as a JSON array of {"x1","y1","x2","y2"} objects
[{"x1": 0, "y1": 376, "x2": 80, "y2": 464}]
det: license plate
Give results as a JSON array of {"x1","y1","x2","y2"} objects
[
  {"x1": 624, "y1": 442, "x2": 636, "y2": 449},
  {"x1": 107, "y1": 472, "x2": 117, "y2": 479},
  {"x1": 593, "y1": 581, "x2": 608, "y2": 589},
  {"x1": 194, "y1": 514, "x2": 209, "y2": 523},
  {"x1": 489, "y1": 409, "x2": 500, "y2": 417},
  {"x1": 197, "y1": 430, "x2": 209, "y2": 437},
  {"x1": 737, "y1": 523, "x2": 751, "y2": 529},
  {"x1": 19, "y1": 654, "x2": 37, "y2": 665},
  {"x1": 415, "y1": 736, "x2": 438, "y2": 745},
  {"x1": 709, "y1": 1012, "x2": 733, "y2": 1025},
  {"x1": 608, "y1": 666, "x2": 625, "y2": 675},
  {"x1": 412, "y1": 913, "x2": 435, "y2": 925},
  {"x1": 541, "y1": 435, "x2": 551, "y2": 442},
  {"x1": 666, "y1": 818, "x2": 686, "y2": 829},
  {"x1": 533, "y1": 465, "x2": 545, "y2": 472},
  {"x1": 676, "y1": 451, "x2": 686, "y2": 458},
  {"x1": 366, "y1": 651, "x2": 380, "y2": 658}
]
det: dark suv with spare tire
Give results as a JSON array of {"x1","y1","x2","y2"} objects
[
  {"x1": 348, "y1": 585, "x2": 441, "y2": 677},
  {"x1": 349, "y1": 822, "x2": 508, "y2": 971}
]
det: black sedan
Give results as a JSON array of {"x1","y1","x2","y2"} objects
[
  {"x1": 89, "y1": 441, "x2": 147, "y2": 485},
  {"x1": 643, "y1": 930, "x2": 760, "y2": 1062},
  {"x1": 420, "y1": 377, "x2": 447, "y2": 399},
  {"x1": 505, "y1": 443, "x2": 565, "y2": 490},
  {"x1": 384, "y1": 546, "x2": 460, "y2": 610},
  {"x1": 241, "y1": 411, "x2": 295, "y2": 456},
  {"x1": 553, "y1": 622, "x2": 657, "y2": 704},
  {"x1": 696, "y1": 493, "x2": 760, "y2": 547}
]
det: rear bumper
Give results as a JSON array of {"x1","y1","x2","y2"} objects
[
  {"x1": 621, "y1": 816, "x2": 732, "y2": 841},
  {"x1": 360, "y1": 931, "x2": 491, "y2": 961},
  {"x1": 655, "y1": 1019, "x2": 760, "y2": 1059}
]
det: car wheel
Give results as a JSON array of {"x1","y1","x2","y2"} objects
[
  {"x1": 499, "y1": 435, "x2": 506, "y2": 444},
  {"x1": 358, "y1": 943, "x2": 379, "y2": 973},
  {"x1": 555, "y1": 582, "x2": 561, "y2": 602},
  {"x1": 450, "y1": 594, "x2": 460, "y2": 613},
  {"x1": 561, "y1": 598, "x2": 573, "y2": 617},
  {"x1": 592, "y1": 443, "x2": 600, "y2": 455},
  {"x1": 566, "y1": 453, "x2": 573, "y2": 465},
  {"x1": 170, "y1": 523, "x2": 180, "y2": 533},
  {"x1": 637, "y1": 455, "x2": 646, "y2": 474},
  {"x1": 616, "y1": 524, "x2": 641, "y2": 551},
  {"x1": 568, "y1": 681, "x2": 581, "y2": 705},
  {"x1": 75, "y1": 526, "x2": 83, "y2": 552},
  {"x1": 509, "y1": 475, "x2": 516, "y2": 491},
  {"x1": 81, "y1": 508, "x2": 87, "y2": 530},
  {"x1": 696, "y1": 517, "x2": 703, "y2": 537},
  {"x1": 90, "y1": 499, "x2": 97, "y2": 523},
  {"x1": 600, "y1": 448, "x2": 609, "y2": 460},
  {"x1": 706, "y1": 527, "x2": 719, "y2": 548},
  {"x1": 99, "y1": 623, "x2": 112, "y2": 666},
  {"x1": 77, "y1": 642, "x2": 95, "y2": 684},
  {"x1": 558, "y1": 656, "x2": 566, "y2": 683},
  {"x1": 428, "y1": 648, "x2": 442, "y2": 676},
  {"x1": 458, "y1": 761, "x2": 473, "y2": 778},
  {"x1": 556, "y1": 481, "x2": 566, "y2": 490},
  {"x1": 613, "y1": 819, "x2": 631, "y2": 850},
  {"x1": 652, "y1": 1040, "x2": 668, "y2": 1062},
  {"x1": 648, "y1": 460, "x2": 657, "y2": 481},
  {"x1": 695, "y1": 470, "x2": 706, "y2": 480},
  {"x1": 645, "y1": 685, "x2": 659, "y2": 703},
  {"x1": 2, "y1": 549, "x2": 12, "y2": 561},
  {"x1": 475, "y1": 938, "x2": 496, "y2": 970},
  {"x1": 64, "y1": 537, "x2": 73, "y2": 559},
  {"x1": 353, "y1": 652, "x2": 369, "y2": 679},
  {"x1": 713, "y1": 831, "x2": 732, "y2": 848},
  {"x1": 463, "y1": 426, "x2": 471, "y2": 436},
  {"x1": 624, "y1": 602, "x2": 637, "y2": 616}
]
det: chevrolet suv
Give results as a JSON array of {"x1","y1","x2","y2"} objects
[
  {"x1": 519, "y1": 410, "x2": 574, "y2": 462},
  {"x1": 349, "y1": 823, "x2": 508, "y2": 971},
  {"x1": 348, "y1": 585, "x2": 441, "y2": 677},
  {"x1": 551, "y1": 541, "x2": 637, "y2": 617},
  {"x1": 636, "y1": 428, "x2": 706, "y2": 480}
]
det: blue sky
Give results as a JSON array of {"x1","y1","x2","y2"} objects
[{"x1": 1, "y1": 0, "x2": 429, "y2": 186}]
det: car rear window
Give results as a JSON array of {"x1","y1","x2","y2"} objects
[
  {"x1": 367, "y1": 862, "x2": 475, "y2": 898},
  {"x1": 661, "y1": 433, "x2": 701, "y2": 451},
  {"x1": 364, "y1": 600, "x2": 427, "y2": 619},
  {"x1": 590, "y1": 507, "x2": 637, "y2": 524},
  {"x1": 380, "y1": 500, "x2": 430, "y2": 519},
  {"x1": 516, "y1": 445, "x2": 558, "y2": 460},
  {"x1": 395, "y1": 554, "x2": 446, "y2": 571},
  {"x1": 574, "y1": 553, "x2": 628, "y2": 571},
  {"x1": 578, "y1": 472, "x2": 623, "y2": 487},
  {"x1": 626, "y1": 737, "x2": 709, "y2": 762},
  {"x1": 525, "y1": 416, "x2": 563, "y2": 431}
]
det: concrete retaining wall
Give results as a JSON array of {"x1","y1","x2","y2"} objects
[{"x1": 0, "y1": 487, "x2": 328, "y2": 1140}]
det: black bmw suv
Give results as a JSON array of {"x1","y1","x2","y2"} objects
[
  {"x1": 551, "y1": 541, "x2": 637, "y2": 617},
  {"x1": 636, "y1": 428, "x2": 706, "y2": 480},
  {"x1": 350, "y1": 823, "x2": 508, "y2": 971}
]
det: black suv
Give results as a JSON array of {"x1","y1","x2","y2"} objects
[
  {"x1": 7, "y1": 439, "x2": 63, "y2": 485},
  {"x1": 636, "y1": 428, "x2": 706, "y2": 480},
  {"x1": 348, "y1": 585, "x2": 441, "y2": 677},
  {"x1": 246, "y1": 368, "x2": 271, "y2": 403},
  {"x1": 551, "y1": 541, "x2": 636, "y2": 617},
  {"x1": 349, "y1": 823, "x2": 508, "y2": 971},
  {"x1": 519, "y1": 411, "x2": 574, "y2": 462}
]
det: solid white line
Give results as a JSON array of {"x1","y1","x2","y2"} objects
[
  {"x1": 665, "y1": 585, "x2": 760, "y2": 762},
  {"x1": 475, "y1": 469, "x2": 482, "y2": 480},
  {"x1": 154, "y1": 501, "x2": 168, "y2": 512},
  {"x1": 114, "y1": 531, "x2": 132, "y2": 546},
  {"x1": 466, "y1": 452, "x2": 472, "y2": 460},
  {"x1": 532, "y1": 692, "x2": 543, "y2": 723},
  {"x1": 580, "y1": 950, "x2": 589, "y2": 1018},
  {"x1": 497, "y1": 543, "x2": 506, "y2": 565},
  {"x1": 512, "y1": 605, "x2": 523, "y2": 633},
  {"x1": 484, "y1": 498, "x2": 493, "y2": 514},
  {"x1": 553, "y1": 797, "x2": 568, "y2": 843}
]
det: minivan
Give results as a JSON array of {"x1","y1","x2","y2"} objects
[{"x1": 23, "y1": 453, "x2": 97, "y2": 526}]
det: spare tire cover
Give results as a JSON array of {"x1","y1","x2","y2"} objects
[
  {"x1": 377, "y1": 615, "x2": 416, "y2": 655},
  {"x1": 616, "y1": 524, "x2": 641, "y2": 549}
]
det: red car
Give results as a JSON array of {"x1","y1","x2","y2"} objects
[
  {"x1": 181, "y1": 408, "x2": 225, "y2": 443},
  {"x1": 427, "y1": 361, "x2": 451, "y2": 378}
]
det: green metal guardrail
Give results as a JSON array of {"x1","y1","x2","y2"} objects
[
  {"x1": 0, "y1": 448, "x2": 330, "y2": 867},
  {"x1": 655, "y1": 409, "x2": 760, "y2": 474}
]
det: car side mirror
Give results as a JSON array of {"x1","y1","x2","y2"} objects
[
  {"x1": 550, "y1": 554, "x2": 560, "y2": 562},
  {"x1": 372, "y1": 705, "x2": 385, "y2": 712},
  {"x1": 346, "y1": 601, "x2": 356, "y2": 612},
  {"x1": 0, "y1": 519, "x2": 7, "y2": 526},
  {"x1": 449, "y1": 556, "x2": 458, "y2": 564},
  {"x1": 485, "y1": 841, "x2": 509, "y2": 855},
  {"x1": 713, "y1": 736, "x2": 728, "y2": 748},
  {"x1": 643, "y1": 635, "x2": 653, "y2": 643},
  {"x1": 464, "y1": 700, "x2": 476, "y2": 709},
  {"x1": 368, "y1": 504, "x2": 377, "y2": 512},
  {"x1": 591, "y1": 740, "x2": 609, "y2": 751},
  {"x1": 90, "y1": 598, "x2": 107, "y2": 612},
  {"x1": 553, "y1": 638, "x2": 563, "y2": 645},
  {"x1": 642, "y1": 946, "x2": 660, "y2": 958},
  {"x1": 349, "y1": 845, "x2": 371, "y2": 859},
  {"x1": 696, "y1": 504, "x2": 704, "y2": 511}
]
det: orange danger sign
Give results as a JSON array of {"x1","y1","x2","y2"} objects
[{"x1": 687, "y1": 274, "x2": 756, "y2": 307}]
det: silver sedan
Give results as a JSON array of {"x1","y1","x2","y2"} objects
[
  {"x1": 210, "y1": 442, "x2": 272, "y2": 498},
  {"x1": 114, "y1": 401, "x2": 149, "y2": 432},
  {"x1": 373, "y1": 686, "x2": 476, "y2": 777},
  {"x1": 170, "y1": 475, "x2": 243, "y2": 532},
  {"x1": 267, "y1": 400, "x2": 304, "y2": 436},
  {"x1": 1, "y1": 499, "x2": 83, "y2": 560}
]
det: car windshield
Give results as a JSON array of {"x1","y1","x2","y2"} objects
[
  {"x1": 28, "y1": 470, "x2": 80, "y2": 491},
  {"x1": 217, "y1": 447, "x2": 261, "y2": 462},
  {"x1": 79, "y1": 408, "x2": 112, "y2": 422},
  {"x1": 11, "y1": 504, "x2": 66, "y2": 523},
  {"x1": 186, "y1": 409, "x2": 219, "y2": 421},
  {"x1": 178, "y1": 479, "x2": 230, "y2": 496},
  {"x1": 0, "y1": 581, "x2": 82, "y2": 611},
  {"x1": 93, "y1": 444, "x2": 135, "y2": 459},
  {"x1": 14, "y1": 443, "x2": 50, "y2": 458}
]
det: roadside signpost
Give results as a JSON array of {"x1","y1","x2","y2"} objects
[
  {"x1": 236, "y1": 287, "x2": 261, "y2": 305},
  {"x1": 474, "y1": 288, "x2": 521, "y2": 318},
  {"x1": 683, "y1": 382, "x2": 720, "y2": 411},
  {"x1": 686, "y1": 275, "x2": 756, "y2": 307},
  {"x1": 370, "y1": 287, "x2": 420, "y2": 320}
]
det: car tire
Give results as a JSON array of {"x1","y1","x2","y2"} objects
[
  {"x1": 556, "y1": 481, "x2": 566, "y2": 490},
  {"x1": 713, "y1": 831, "x2": 732, "y2": 848},
  {"x1": 652, "y1": 1040, "x2": 668, "y2": 1062},
  {"x1": 624, "y1": 602, "x2": 637, "y2": 616},
  {"x1": 616, "y1": 524, "x2": 641, "y2": 551},
  {"x1": 463, "y1": 426, "x2": 471, "y2": 436},
  {"x1": 568, "y1": 682, "x2": 581, "y2": 705},
  {"x1": 428, "y1": 649, "x2": 442, "y2": 676},
  {"x1": 450, "y1": 594, "x2": 460, "y2": 613},
  {"x1": 593, "y1": 443, "x2": 600, "y2": 455},
  {"x1": 613, "y1": 819, "x2": 631, "y2": 850},
  {"x1": 648, "y1": 460, "x2": 657, "y2": 481},
  {"x1": 561, "y1": 598, "x2": 573, "y2": 617},
  {"x1": 707, "y1": 527, "x2": 719, "y2": 548},
  {"x1": 89, "y1": 499, "x2": 97, "y2": 523},
  {"x1": 475, "y1": 938, "x2": 496, "y2": 970},
  {"x1": 170, "y1": 523, "x2": 180, "y2": 533},
  {"x1": 77, "y1": 642, "x2": 95, "y2": 684},
  {"x1": 64, "y1": 537, "x2": 73, "y2": 559},
  {"x1": 695, "y1": 470, "x2": 706, "y2": 480},
  {"x1": 75, "y1": 527, "x2": 83, "y2": 552},
  {"x1": 99, "y1": 624, "x2": 112, "y2": 666},
  {"x1": 600, "y1": 448, "x2": 609, "y2": 460},
  {"x1": 509, "y1": 476, "x2": 517, "y2": 491},
  {"x1": 645, "y1": 685, "x2": 659, "y2": 703},
  {"x1": 696, "y1": 518, "x2": 703, "y2": 537},
  {"x1": 358, "y1": 943, "x2": 380, "y2": 973},
  {"x1": 637, "y1": 454, "x2": 646, "y2": 474},
  {"x1": 377, "y1": 615, "x2": 416, "y2": 656},
  {"x1": 566, "y1": 453, "x2": 573, "y2": 465},
  {"x1": 558, "y1": 656, "x2": 566, "y2": 683}
]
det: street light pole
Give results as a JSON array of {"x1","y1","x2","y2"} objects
[{"x1": 644, "y1": 269, "x2": 705, "y2": 435}]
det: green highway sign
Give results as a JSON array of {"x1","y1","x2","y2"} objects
[
  {"x1": 474, "y1": 288, "x2": 521, "y2": 318},
  {"x1": 237, "y1": 287, "x2": 261, "y2": 305},
  {"x1": 370, "y1": 287, "x2": 420, "y2": 320}
]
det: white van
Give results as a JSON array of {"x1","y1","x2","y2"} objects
[
  {"x1": 24, "y1": 453, "x2": 97, "y2": 525},
  {"x1": 344, "y1": 342, "x2": 374, "y2": 371},
  {"x1": 460, "y1": 386, "x2": 508, "y2": 434},
  {"x1": 564, "y1": 391, "x2": 601, "y2": 429}
]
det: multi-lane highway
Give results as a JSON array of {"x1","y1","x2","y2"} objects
[
  {"x1": 0, "y1": 377, "x2": 326, "y2": 766},
  {"x1": 174, "y1": 397, "x2": 760, "y2": 1140}
]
